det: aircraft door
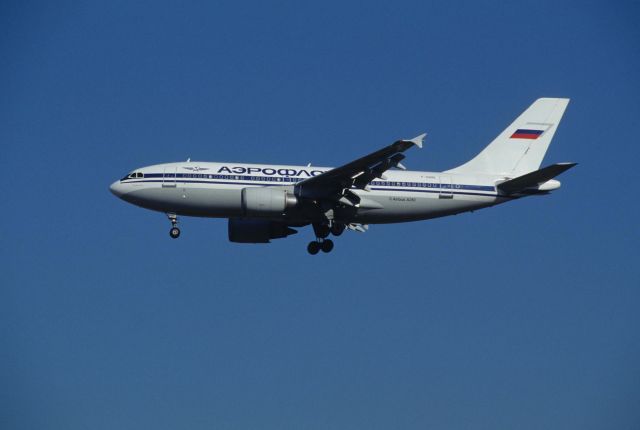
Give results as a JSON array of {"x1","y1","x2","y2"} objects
[
  {"x1": 439, "y1": 175, "x2": 453, "y2": 199},
  {"x1": 162, "y1": 166, "x2": 177, "y2": 188}
]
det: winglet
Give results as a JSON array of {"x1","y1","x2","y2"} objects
[{"x1": 404, "y1": 133, "x2": 426, "y2": 149}]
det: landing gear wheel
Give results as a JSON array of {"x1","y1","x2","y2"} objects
[
  {"x1": 313, "y1": 223, "x2": 330, "y2": 239},
  {"x1": 307, "y1": 241, "x2": 320, "y2": 255},
  {"x1": 321, "y1": 239, "x2": 334, "y2": 253},
  {"x1": 169, "y1": 227, "x2": 181, "y2": 239},
  {"x1": 167, "y1": 213, "x2": 180, "y2": 239},
  {"x1": 330, "y1": 223, "x2": 345, "y2": 236}
]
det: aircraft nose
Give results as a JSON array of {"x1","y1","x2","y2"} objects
[{"x1": 109, "y1": 180, "x2": 125, "y2": 197}]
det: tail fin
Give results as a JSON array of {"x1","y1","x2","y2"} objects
[{"x1": 447, "y1": 98, "x2": 570, "y2": 176}]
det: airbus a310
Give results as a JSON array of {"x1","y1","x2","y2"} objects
[{"x1": 110, "y1": 98, "x2": 576, "y2": 254}]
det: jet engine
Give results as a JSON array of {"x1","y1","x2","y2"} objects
[
  {"x1": 228, "y1": 218, "x2": 298, "y2": 243},
  {"x1": 241, "y1": 187, "x2": 297, "y2": 217}
]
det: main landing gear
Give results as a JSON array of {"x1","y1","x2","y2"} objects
[
  {"x1": 167, "y1": 213, "x2": 180, "y2": 239},
  {"x1": 307, "y1": 239, "x2": 334, "y2": 255},
  {"x1": 307, "y1": 222, "x2": 342, "y2": 255}
]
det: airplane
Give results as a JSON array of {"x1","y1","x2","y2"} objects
[{"x1": 110, "y1": 98, "x2": 576, "y2": 255}]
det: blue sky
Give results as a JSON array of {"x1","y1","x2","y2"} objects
[{"x1": 1, "y1": 1, "x2": 639, "y2": 429}]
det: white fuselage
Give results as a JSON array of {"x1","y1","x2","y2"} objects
[{"x1": 110, "y1": 161, "x2": 512, "y2": 224}]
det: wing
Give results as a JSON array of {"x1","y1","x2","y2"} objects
[{"x1": 295, "y1": 133, "x2": 426, "y2": 202}]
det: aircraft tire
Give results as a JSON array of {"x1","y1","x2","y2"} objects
[
  {"x1": 321, "y1": 239, "x2": 334, "y2": 253},
  {"x1": 330, "y1": 223, "x2": 345, "y2": 236},
  {"x1": 313, "y1": 223, "x2": 330, "y2": 239},
  {"x1": 169, "y1": 227, "x2": 181, "y2": 239},
  {"x1": 307, "y1": 241, "x2": 320, "y2": 255}
]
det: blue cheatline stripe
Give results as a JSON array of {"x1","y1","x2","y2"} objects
[
  {"x1": 125, "y1": 173, "x2": 496, "y2": 192},
  {"x1": 124, "y1": 179, "x2": 507, "y2": 199},
  {"x1": 128, "y1": 179, "x2": 283, "y2": 187},
  {"x1": 369, "y1": 187, "x2": 509, "y2": 198},
  {"x1": 141, "y1": 172, "x2": 304, "y2": 183}
]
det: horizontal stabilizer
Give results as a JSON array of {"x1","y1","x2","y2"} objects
[{"x1": 497, "y1": 162, "x2": 577, "y2": 194}]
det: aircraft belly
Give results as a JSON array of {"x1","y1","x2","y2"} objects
[
  {"x1": 351, "y1": 192, "x2": 497, "y2": 224},
  {"x1": 123, "y1": 186, "x2": 243, "y2": 217}
]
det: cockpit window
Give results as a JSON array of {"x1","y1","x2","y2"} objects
[{"x1": 121, "y1": 171, "x2": 143, "y2": 181}]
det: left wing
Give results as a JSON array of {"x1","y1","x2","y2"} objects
[{"x1": 295, "y1": 133, "x2": 426, "y2": 203}]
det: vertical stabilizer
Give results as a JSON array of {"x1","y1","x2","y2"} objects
[{"x1": 447, "y1": 98, "x2": 570, "y2": 176}]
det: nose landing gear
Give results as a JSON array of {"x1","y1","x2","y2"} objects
[{"x1": 167, "y1": 213, "x2": 181, "y2": 239}]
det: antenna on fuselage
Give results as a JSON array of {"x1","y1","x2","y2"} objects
[{"x1": 187, "y1": 157, "x2": 191, "y2": 162}]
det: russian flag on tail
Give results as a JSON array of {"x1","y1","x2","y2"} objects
[{"x1": 511, "y1": 129, "x2": 544, "y2": 139}]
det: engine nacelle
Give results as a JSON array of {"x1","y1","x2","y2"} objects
[
  {"x1": 241, "y1": 187, "x2": 297, "y2": 217},
  {"x1": 228, "y1": 218, "x2": 297, "y2": 243}
]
